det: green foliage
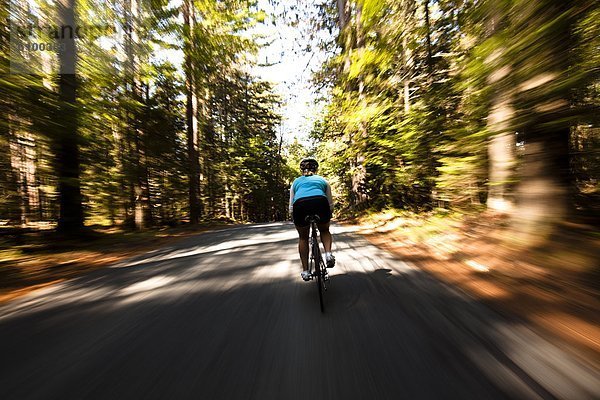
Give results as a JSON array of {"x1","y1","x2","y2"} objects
[
  {"x1": 313, "y1": 0, "x2": 468, "y2": 211},
  {"x1": 313, "y1": 0, "x2": 599, "y2": 215},
  {"x1": 2, "y1": 0, "x2": 598, "y2": 229},
  {"x1": 0, "y1": 0, "x2": 288, "y2": 228},
  {"x1": 207, "y1": 72, "x2": 286, "y2": 222}
]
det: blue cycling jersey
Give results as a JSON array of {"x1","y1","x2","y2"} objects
[{"x1": 292, "y1": 175, "x2": 328, "y2": 203}]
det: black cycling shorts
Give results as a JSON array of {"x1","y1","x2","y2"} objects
[{"x1": 293, "y1": 195, "x2": 332, "y2": 227}]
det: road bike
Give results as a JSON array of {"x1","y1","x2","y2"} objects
[{"x1": 305, "y1": 215, "x2": 329, "y2": 312}]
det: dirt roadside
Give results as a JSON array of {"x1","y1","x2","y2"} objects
[
  {"x1": 0, "y1": 223, "x2": 236, "y2": 304},
  {"x1": 349, "y1": 211, "x2": 600, "y2": 370}
]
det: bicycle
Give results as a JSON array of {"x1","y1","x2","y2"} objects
[{"x1": 305, "y1": 214, "x2": 329, "y2": 312}]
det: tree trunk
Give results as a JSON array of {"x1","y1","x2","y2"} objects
[
  {"x1": 133, "y1": 129, "x2": 151, "y2": 230},
  {"x1": 183, "y1": 0, "x2": 201, "y2": 224},
  {"x1": 336, "y1": 0, "x2": 352, "y2": 75},
  {"x1": 514, "y1": 129, "x2": 570, "y2": 239},
  {"x1": 512, "y1": 1, "x2": 575, "y2": 240},
  {"x1": 400, "y1": 1, "x2": 416, "y2": 113},
  {"x1": 487, "y1": 131, "x2": 515, "y2": 212},
  {"x1": 23, "y1": 131, "x2": 40, "y2": 223},
  {"x1": 200, "y1": 87, "x2": 214, "y2": 219},
  {"x1": 124, "y1": 0, "x2": 151, "y2": 230},
  {"x1": 224, "y1": 183, "x2": 231, "y2": 219},
  {"x1": 403, "y1": 79, "x2": 410, "y2": 113},
  {"x1": 55, "y1": 0, "x2": 84, "y2": 234},
  {"x1": 487, "y1": 94, "x2": 515, "y2": 212},
  {"x1": 424, "y1": 0, "x2": 433, "y2": 74},
  {"x1": 240, "y1": 197, "x2": 245, "y2": 222},
  {"x1": 336, "y1": 0, "x2": 349, "y2": 31},
  {"x1": 350, "y1": 3, "x2": 368, "y2": 208},
  {"x1": 484, "y1": 4, "x2": 515, "y2": 214},
  {"x1": 9, "y1": 127, "x2": 30, "y2": 226},
  {"x1": 112, "y1": 124, "x2": 129, "y2": 224},
  {"x1": 1, "y1": 112, "x2": 21, "y2": 225}
]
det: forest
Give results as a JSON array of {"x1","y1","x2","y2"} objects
[
  {"x1": 310, "y1": 0, "x2": 598, "y2": 236},
  {"x1": 1, "y1": 1, "x2": 599, "y2": 392},
  {"x1": 1, "y1": 0, "x2": 598, "y2": 237},
  {"x1": 2, "y1": 0, "x2": 291, "y2": 234}
]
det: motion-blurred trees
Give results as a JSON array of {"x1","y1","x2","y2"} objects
[
  {"x1": 2, "y1": 0, "x2": 598, "y2": 233},
  {"x1": 54, "y1": 0, "x2": 84, "y2": 234},
  {"x1": 1, "y1": 0, "x2": 289, "y2": 230},
  {"x1": 312, "y1": 0, "x2": 599, "y2": 229}
]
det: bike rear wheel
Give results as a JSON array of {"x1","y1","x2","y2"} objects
[{"x1": 313, "y1": 238, "x2": 325, "y2": 313}]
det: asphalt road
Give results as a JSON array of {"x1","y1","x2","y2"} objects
[{"x1": 0, "y1": 223, "x2": 598, "y2": 400}]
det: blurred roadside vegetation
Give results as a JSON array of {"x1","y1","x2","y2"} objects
[
  {"x1": 354, "y1": 208, "x2": 599, "y2": 275},
  {"x1": 306, "y1": 0, "x2": 599, "y2": 241},
  {"x1": 1, "y1": 0, "x2": 289, "y2": 237}
]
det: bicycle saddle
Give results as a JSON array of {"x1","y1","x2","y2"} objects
[{"x1": 305, "y1": 215, "x2": 321, "y2": 223}]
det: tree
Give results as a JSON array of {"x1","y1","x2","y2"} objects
[
  {"x1": 54, "y1": 0, "x2": 84, "y2": 233},
  {"x1": 312, "y1": 0, "x2": 599, "y2": 222},
  {"x1": 508, "y1": 0, "x2": 591, "y2": 236},
  {"x1": 182, "y1": 0, "x2": 202, "y2": 224}
]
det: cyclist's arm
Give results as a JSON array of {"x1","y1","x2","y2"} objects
[
  {"x1": 288, "y1": 185, "x2": 295, "y2": 215},
  {"x1": 326, "y1": 183, "x2": 333, "y2": 212}
]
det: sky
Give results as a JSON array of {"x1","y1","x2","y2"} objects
[
  {"x1": 151, "y1": 0, "x2": 330, "y2": 144},
  {"x1": 252, "y1": 0, "x2": 330, "y2": 145}
]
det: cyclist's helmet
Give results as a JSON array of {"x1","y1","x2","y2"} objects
[{"x1": 300, "y1": 157, "x2": 319, "y2": 173}]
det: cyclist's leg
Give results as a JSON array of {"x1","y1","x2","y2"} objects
[
  {"x1": 314, "y1": 196, "x2": 333, "y2": 254},
  {"x1": 316, "y1": 222, "x2": 332, "y2": 253},
  {"x1": 295, "y1": 224, "x2": 310, "y2": 270}
]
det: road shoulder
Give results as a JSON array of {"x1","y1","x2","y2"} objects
[
  {"x1": 345, "y1": 211, "x2": 600, "y2": 370},
  {"x1": 0, "y1": 223, "x2": 238, "y2": 304}
]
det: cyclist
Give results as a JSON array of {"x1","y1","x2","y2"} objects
[{"x1": 289, "y1": 157, "x2": 335, "y2": 281}]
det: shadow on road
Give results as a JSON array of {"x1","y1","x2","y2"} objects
[{"x1": 0, "y1": 223, "x2": 597, "y2": 400}]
